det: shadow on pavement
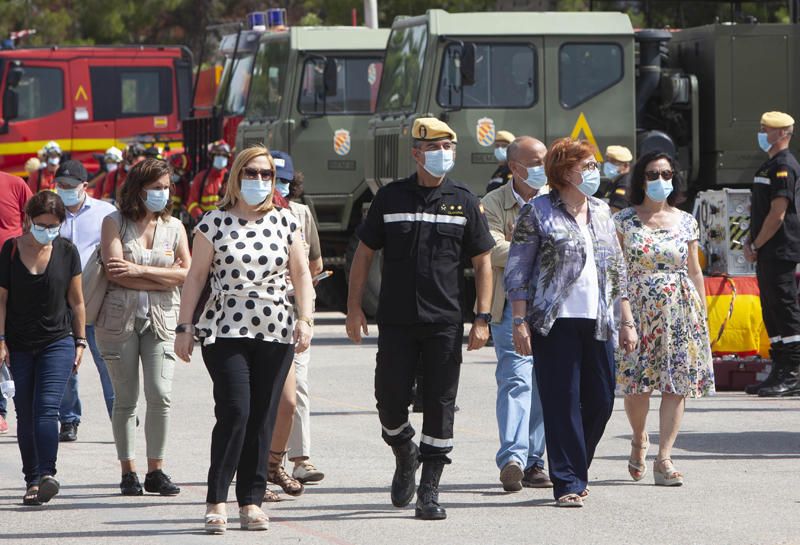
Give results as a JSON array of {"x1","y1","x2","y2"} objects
[
  {"x1": 312, "y1": 337, "x2": 378, "y2": 346},
  {"x1": 608, "y1": 430, "x2": 800, "y2": 459}
]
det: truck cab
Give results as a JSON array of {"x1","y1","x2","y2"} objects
[{"x1": 367, "y1": 9, "x2": 635, "y2": 196}]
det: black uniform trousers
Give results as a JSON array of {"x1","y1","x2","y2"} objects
[
  {"x1": 532, "y1": 318, "x2": 615, "y2": 500},
  {"x1": 375, "y1": 323, "x2": 463, "y2": 461},
  {"x1": 756, "y1": 258, "x2": 800, "y2": 360}
]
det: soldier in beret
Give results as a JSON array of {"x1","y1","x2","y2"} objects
[
  {"x1": 602, "y1": 145, "x2": 634, "y2": 212},
  {"x1": 486, "y1": 130, "x2": 516, "y2": 194}
]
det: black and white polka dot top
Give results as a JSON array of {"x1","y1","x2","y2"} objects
[{"x1": 193, "y1": 208, "x2": 298, "y2": 345}]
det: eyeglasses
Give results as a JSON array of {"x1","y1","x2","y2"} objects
[
  {"x1": 644, "y1": 169, "x2": 674, "y2": 181},
  {"x1": 243, "y1": 167, "x2": 274, "y2": 180},
  {"x1": 33, "y1": 222, "x2": 60, "y2": 230},
  {"x1": 580, "y1": 161, "x2": 598, "y2": 172}
]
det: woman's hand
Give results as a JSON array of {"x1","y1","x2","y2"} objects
[
  {"x1": 512, "y1": 321, "x2": 533, "y2": 356},
  {"x1": 73, "y1": 346, "x2": 85, "y2": 373},
  {"x1": 294, "y1": 321, "x2": 312, "y2": 354},
  {"x1": 0, "y1": 341, "x2": 9, "y2": 368},
  {"x1": 619, "y1": 324, "x2": 639, "y2": 354},
  {"x1": 106, "y1": 257, "x2": 143, "y2": 278},
  {"x1": 174, "y1": 332, "x2": 194, "y2": 362}
]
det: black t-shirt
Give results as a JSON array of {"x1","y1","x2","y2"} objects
[
  {"x1": 750, "y1": 149, "x2": 800, "y2": 262},
  {"x1": 0, "y1": 237, "x2": 82, "y2": 351},
  {"x1": 357, "y1": 174, "x2": 495, "y2": 325},
  {"x1": 486, "y1": 164, "x2": 513, "y2": 194}
]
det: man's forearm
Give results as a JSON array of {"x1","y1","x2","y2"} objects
[
  {"x1": 347, "y1": 244, "x2": 373, "y2": 311},
  {"x1": 752, "y1": 213, "x2": 784, "y2": 249},
  {"x1": 473, "y1": 254, "x2": 492, "y2": 314}
]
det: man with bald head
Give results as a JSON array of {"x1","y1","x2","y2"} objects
[{"x1": 481, "y1": 136, "x2": 552, "y2": 492}]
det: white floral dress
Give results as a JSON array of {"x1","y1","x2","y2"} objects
[{"x1": 614, "y1": 208, "x2": 715, "y2": 397}]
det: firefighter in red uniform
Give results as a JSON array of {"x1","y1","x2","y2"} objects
[
  {"x1": 27, "y1": 141, "x2": 62, "y2": 193},
  {"x1": 186, "y1": 140, "x2": 231, "y2": 221},
  {"x1": 96, "y1": 142, "x2": 146, "y2": 203},
  {"x1": 168, "y1": 152, "x2": 192, "y2": 215}
]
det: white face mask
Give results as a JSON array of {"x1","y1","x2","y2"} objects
[
  {"x1": 240, "y1": 179, "x2": 272, "y2": 206},
  {"x1": 421, "y1": 149, "x2": 455, "y2": 177},
  {"x1": 106, "y1": 163, "x2": 118, "y2": 172}
]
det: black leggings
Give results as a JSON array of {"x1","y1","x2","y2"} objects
[{"x1": 202, "y1": 338, "x2": 294, "y2": 506}]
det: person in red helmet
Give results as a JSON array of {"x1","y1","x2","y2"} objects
[
  {"x1": 168, "y1": 153, "x2": 192, "y2": 213},
  {"x1": 186, "y1": 140, "x2": 231, "y2": 221}
]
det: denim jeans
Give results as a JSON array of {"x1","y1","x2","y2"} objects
[
  {"x1": 11, "y1": 336, "x2": 76, "y2": 486},
  {"x1": 491, "y1": 303, "x2": 546, "y2": 471},
  {"x1": 60, "y1": 325, "x2": 114, "y2": 423}
]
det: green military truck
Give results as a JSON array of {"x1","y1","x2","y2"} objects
[{"x1": 234, "y1": 25, "x2": 389, "y2": 309}]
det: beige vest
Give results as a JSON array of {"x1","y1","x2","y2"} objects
[{"x1": 95, "y1": 211, "x2": 182, "y2": 343}]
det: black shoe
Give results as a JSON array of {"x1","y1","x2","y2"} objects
[
  {"x1": 390, "y1": 441, "x2": 420, "y2": 507},
  {"x1": 415, "y1": 461, "x2": 446, "y2": 520},
  {"x1": 58, "y1": 422, "x2": 78, "y2": 442},
  {"x1": 746, "y1": 351, "x2": 782, "y2": 394},
  {"x1": 120, "y1": 472, "x2": 143, "y2": 496},
  {"x1": 144, "y1": 469, "x2": 181, "y2": 496}
]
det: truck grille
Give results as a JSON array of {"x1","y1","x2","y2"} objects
[{"x1": 375, "y1": 133, "x2": 399, "y2": 181}]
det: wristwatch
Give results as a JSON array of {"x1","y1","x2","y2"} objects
[
  {"x1": 75, "y1": 337, "x2": 89, "y2": 349},
  {"x1": 298, "y1": 316, "x2": 314, "y2": 327},
  {"x1": 475, "y1": 312, "x2": 492, "y2": 323},
  {"x1": 512, "y1": 316, "x2": 526, "y2": 326},
  {"x1": 175, "y1": 323, "x2": 196, "y2": 334}
]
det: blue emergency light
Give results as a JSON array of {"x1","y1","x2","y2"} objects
[
  {"x1": 267, "y1": 8, "x2": 287, "y2": 28},
  {"x1": 247, "y1": 12, "x2": 267, "y2": 30}
]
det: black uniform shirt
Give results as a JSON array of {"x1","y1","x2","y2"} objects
[
  {"x1": 751, "y1": 148, "x2": 800, "y2": 261},
  {"x1": 605, "y1": 173, "x2": 631, "y2": 211},
  {"x1": 358, "y1": 174, "x2": 495, "y2": 325},
  {"x1": 486, "y1": 164, "x2": 513, "y2": 194}
]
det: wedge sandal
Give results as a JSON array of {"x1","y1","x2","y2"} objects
[
  {"x1": 653, "y1": 458, "x2": 684, "y2": 487},
  {"x1": 628, "y1": 433, "x2": 649, "y2": 481},
  {"x1": 204, "y1": 513, "x2": 227, "y2": 534}
]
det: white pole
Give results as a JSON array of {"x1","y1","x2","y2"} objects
[{"x1": 364, "y1": 0, "x2": 378, "y2": 28}]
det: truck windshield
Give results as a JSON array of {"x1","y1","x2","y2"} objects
[
  {"x1": 298, "y1": 57, "x2": 383, "y2": 115},
  {"x1": 246, "y1": 39, "x2": 289, "y2": 120},
  {"x1": 376, "y1": 24, "x2": 427, "y2": 113},
  {"x1": 216, "y1": 53, "x2": 255, "y2": 116}
]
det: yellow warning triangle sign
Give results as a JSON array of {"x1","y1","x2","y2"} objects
[
  {"x1": 74, "y1": 85, "x2": 88, "y2": 102},
  {"x1": 569, "y1": 112, "x2": 603, "y2": 162}
]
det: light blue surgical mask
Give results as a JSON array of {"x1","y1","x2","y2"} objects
[
  {"x1": 31, "y1": 224, "x2": 60, "y2": 245},
  {"x1": 603, "y1": 161, "x2": 619, "y2": 178},
  {"x1": 276, "y1": 180, "x2": 291, "y2": 198},
  {"x1": 646, "y1": 178, "x2": 674, "y2": 202},
  {"x1": 577, "y1": 168, "x2": 601, "y2": 197},
  {"x1": 106, "y1": 162, "x2": 118, "y2": 172},
  {"x1": 240, "y1": 178, "x2": 272, "y2": 206},
  {"x1": 494, "y1": 146, "x2": 507, "y2": 162},
  {"x1": 213, "y1": 156, "x2": 228, "y2": 170},
  {"x1": 422, "y1": 149, "x2": 454, "y2": 177},
  {"x1": 523, "y1": 165, "x2": 547, "y2": 190},
  {"x1": 142, "y1": 188, "x2": 170, "y2": 212},
  {"x1": 758, "y1": 131, "x2": 772, "y2": 153},
  {"x1": 47, "y1": 157, "x2": 60, "y2": 167},
  {"x1": 57, "y1": 186, "x2": 83, "y2": 207}
]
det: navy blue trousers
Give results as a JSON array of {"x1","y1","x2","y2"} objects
[{"x1": 532, "y1": 318, "x2": 615, "y2": 499}]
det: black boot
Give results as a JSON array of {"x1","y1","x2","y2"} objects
[
  {"x1": 390, "y1": 441, "x2": 420, "y2": 507},
  {"x1": 415, "y1": 461, "x2": 446, "y2": 520},
  {"x1": 758, "y1": 349, "x2": 800, "y2": 397},
  {"x1": 745, "y1": 348, "x2": 782, "y2": 394}
]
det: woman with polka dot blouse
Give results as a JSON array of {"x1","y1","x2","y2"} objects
[{"x1": 174, "y1": 145, "x2": 314, "y2": 534}]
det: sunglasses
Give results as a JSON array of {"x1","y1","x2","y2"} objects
[
  {"x1": 644, "y1": 169, "x2": 674, "y2": 181},
  {"x1": 242, "y1": 167, "x2": 274, "y2": 180}
]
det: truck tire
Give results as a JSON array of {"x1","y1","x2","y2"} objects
[{"x1": 345, "y1": 233, "x2": 381, "y2": 319}]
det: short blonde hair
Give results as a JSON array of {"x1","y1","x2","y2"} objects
[{"x1": 219, "y1": 145, "x2": 276, "y2": 212}]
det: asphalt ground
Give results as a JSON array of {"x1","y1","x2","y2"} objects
[{"x1": 1, "y1": 312, "x2": 798, "y2": 545}]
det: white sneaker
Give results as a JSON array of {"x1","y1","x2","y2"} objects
[{"x1": 292, "y1": 461, "x2": 325, "y2": 483}]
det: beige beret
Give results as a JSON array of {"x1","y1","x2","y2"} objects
[
  {"x1": 605, "y1": 145, "x2": 633, "y2": 162},
  {"x1": 495, "y1": 130, "x2": 515, "y2": 145},
  {"x1": 761, "y1": 111, "x2": 795, "y2": 129},
  {"x1": 412, "y1": 117, "x2": 457, "y2": 143}
]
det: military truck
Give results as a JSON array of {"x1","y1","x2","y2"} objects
[{"x1": 235, "y1": 25, "x2": 389, "y2": 309}]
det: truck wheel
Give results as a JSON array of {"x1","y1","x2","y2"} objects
[{"x1": 345, "y1": 233, "x2": 381, "y2": 319}]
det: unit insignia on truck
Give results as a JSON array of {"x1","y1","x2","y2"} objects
[
  {"x1": 334, "y1": 129, "x2": 351, "y2": 156},
  {"x1": 476, "y1": 118, "x2": 495, "y2": 147}
]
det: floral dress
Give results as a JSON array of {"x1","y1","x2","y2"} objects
[{"x1": 614, "y1": 208, "x2": 715, "y2": 397}]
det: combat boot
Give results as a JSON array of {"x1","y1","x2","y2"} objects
[
  {"x1": 390, "y1": 441, "x2": 420, "y2": 507},
  {"x1": 415, "y1": 461, "x2": 447, "y2": 520},
  {"x1": 758, "y1": 358, "x2": 800, "y2": 397},
  {"x1": 745, "y1": 348, "x2": 782, "y2": 395}
]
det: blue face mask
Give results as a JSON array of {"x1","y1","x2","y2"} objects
[
  {"x1": 240, "y1": 178, "x2": 272, "y2": 206},
  {"x1": 276, "y1": 180, "x2": 291, "y2": 198},
  {"x1": 494, "y1": 146, "x2": 507, "y2": 162},
  {"x1": 57, "y1": 186, "x2": 83, "y2": 207},
  {"x1": 213, "y1": 156, "x2": 228, "y2": 170},
  {"x1": 142, "y1": 188, "x2": 170, "y2": 212},
  {"x1": 422, "y1": 149, "x2": 454, "y2": 177},
  {"x1": 603, "y1": 161, "x2": 619, "y2": 178},
  {"x1": 31, "y1": 224, "x2": 60, "y2": 245},
  {"x1": 523, "y1": 165, "x2": 547, "y2": 190},
  {"x1": 577, "y1": 168, "x2": 601, "y2": 197},
  {"x1": 646, "y1": 178, "x2": 674, "y2": 202},
  {"x1": 758, "y1": 132, "x2": 773, "y2": 153}
]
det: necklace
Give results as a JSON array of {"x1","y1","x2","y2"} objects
[{"x1": 561, "y1": 196, "x2": 587, "y2": 215}]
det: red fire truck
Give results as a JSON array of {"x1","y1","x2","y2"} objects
[{"x1": 0, "y1": 45, "x2": 193, "y2": 176}]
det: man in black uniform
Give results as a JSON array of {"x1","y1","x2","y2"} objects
[
  {"x1": 486, "y1": 130, "x2": 515, "y2": 193},
  {"x1": 346, "y1": 117, "x2": 495, "y2": 520},
  {"x1": 601, "y1": 145, "x2": 633, "y2": 212},
  {"x1": 744, "y1": 111, "x2": 800, "y2": 397}
]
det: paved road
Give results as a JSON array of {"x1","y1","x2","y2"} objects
[{"x1": 1, "y1": 313, "x2": 798, "y2": 545}]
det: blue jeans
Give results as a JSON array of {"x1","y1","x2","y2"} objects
[
  {"x1": 60, "y1": 326, "x2": 114, "y2": 422},
  {"x1": 12, "y1": 336, "x2": 76, "y2": 486},
  {"x1": 491, "y1": 303, "x2": 546, "y2": 471}
]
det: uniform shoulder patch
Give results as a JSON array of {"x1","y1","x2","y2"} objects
[
  {"x1": 776, "y1": 170, "x2": 789, "y2": 178},
  {"x1": 615, "y1": 188, "x2": 626, "y2": 195},
  {"x1": 479, "y1": 203, "x2": 485, "y2": 214}
]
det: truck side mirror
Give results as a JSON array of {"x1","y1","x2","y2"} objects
[
  {"x1": 460, "y1": 43, "x2": 476, "y2": 87},
  {"x1": 7, "y1": 65, "x2": 24, "y2": 88},
  {"x1": 324, "y1": 58, "x2": 338, "y2": 97},
  {"x1": 3, "y1": 88, "x2": 19, "y2": 121}
]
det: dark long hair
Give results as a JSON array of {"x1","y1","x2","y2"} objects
[
  {"x1": 117, "y1": 159, "x2": 173, "y2": 221},
  {"x1": 627, "y1": 151, "x2": 684, "y2": 206}
]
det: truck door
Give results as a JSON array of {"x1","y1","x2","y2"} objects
[
  {"x1": 69, "y1": 59, "x2": 114, "y2": 168},
  {"x1": 432, "y1": 38, "x2": 544, "y2": 196}
]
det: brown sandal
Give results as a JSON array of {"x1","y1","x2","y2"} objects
[
  {"x1": 268, "y1": 450, "x2": 304, "y2": 496},
  {"x1": 23, "y1": 485, "x2": 41, "y2": 506},
  {"x1": 263, "y1": 488, "x2": 281, "y2": 502}
]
